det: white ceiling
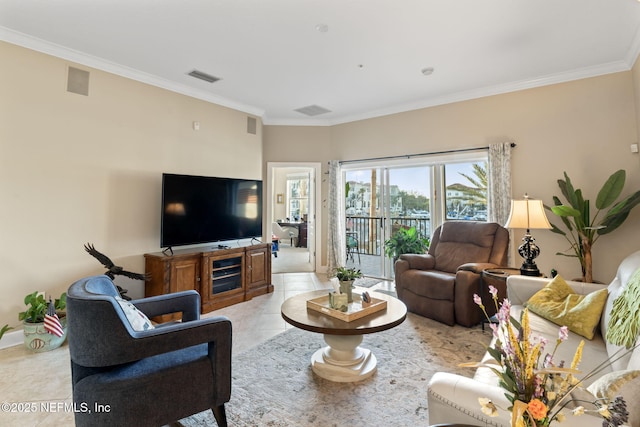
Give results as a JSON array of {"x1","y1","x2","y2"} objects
[{"x1": 2, "y1": 0, "x2": 640, "y2": 126}]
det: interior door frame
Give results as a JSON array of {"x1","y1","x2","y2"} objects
[{"x1": 266, "y1": 162, "x2": 322, "y2": 272}]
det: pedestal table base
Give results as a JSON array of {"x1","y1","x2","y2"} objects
[{"x1": 310, "y1": 333, "x2": 377, "y2": 382}]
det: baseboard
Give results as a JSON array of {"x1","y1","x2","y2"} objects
[{"x1": 0, "y1": 329, "x2": 23, "y2": 350}]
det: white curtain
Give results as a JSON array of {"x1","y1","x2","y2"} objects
[
  {"x1": 327, "y1": 160, "x2": 346, "y2": 275},
  {"x1": 488, "y1": 142, "x2": 513, "y2": 226}
]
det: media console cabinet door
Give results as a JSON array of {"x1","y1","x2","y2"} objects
[
  {"x1": 201, "y1": 249, "x2": 246, "y2": 312},
  {"x1": 245, "y1": 244, "x2": 273, "y2": 298},
  {"x1": 144, "y1": 253, "x2": 201, "y2": 322}
]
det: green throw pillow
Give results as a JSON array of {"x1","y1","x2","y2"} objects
[{"x1": 525, "y1": 275, "x2": 608, "y2": 340}]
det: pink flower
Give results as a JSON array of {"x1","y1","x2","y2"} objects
[
  {"x1": 497, "y1": 299, "x2": 511, "y2": 322},
  {"x1": 489, "y1": 322, "x2": 499, "y2": 337},
  {"x1": 559, "y1": 326, "x2": 569, "y2": 342},
  {"x1": 488, "y1": 285, "x2": 498, "y2": 298},
  {"x1": 473, "y1": 294, "x2": 482, "y2": 306}
]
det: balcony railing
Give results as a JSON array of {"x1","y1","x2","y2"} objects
[{"x1": 346, "y1": 216, "x2": 432, "y2": 256}]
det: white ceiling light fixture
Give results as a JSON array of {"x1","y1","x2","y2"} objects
[
  {"x1": 421, "y1": 67, "x2": 434, "y2": 76},
  {"x1": 294, "y1": 105, "x2": 332, "y2": 116}
]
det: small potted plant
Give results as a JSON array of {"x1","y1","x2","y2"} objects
[
  {"x1": 335, "y1": 267, "x2": 362, "y2": 302},
  {"x1": 19, "y1": 291, "x2": 67, "y2": 352}
]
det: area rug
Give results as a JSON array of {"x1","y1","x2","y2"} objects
[
  {"x1": 176, "y1": 313, "x2": 491, "y2": 427},
  {"x1": 352, "y1": 277, "x2": 381, "y2": 288}
]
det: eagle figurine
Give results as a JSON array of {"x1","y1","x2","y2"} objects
[{"x1": 84, "y1": 243, "x2": 150, "y2": 300}]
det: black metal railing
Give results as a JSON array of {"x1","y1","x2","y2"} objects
[{"x1": 346, "y1": 216, "x2": 431, "y2": 256}]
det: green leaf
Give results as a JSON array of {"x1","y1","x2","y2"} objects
[
  {"x1": 605, "y1": 191, "x2": 640, "y2": 217},
  {"x1": 487, "y1": 346, "x2": 502, "y2": 361},
  {"x1": 598, "y1": 212, "x2": 629, "y2": 235},
  {"x1": 557, "y1": 178, "x2": 571, "y2": 204},
  {"x1": 596, "y1": 169, "x2": 625, "y2": 210},
  {"x1": 23, "y1": 291, "x2": 38, "y2": 305},
  {"x1": 548, "y1": 223, "x2": 567, "y2": 236},
  {"x1": 575, "y1": 189, "x2": 585, "y2": 214},
  {"x1": 563, "y1": 172, "x2": 579, "y2": 208},
  {"x1": 551, "y1": 205, "x2": 581, "y2": 217},
  {"x1": 0, "y1": 324, "x2": 13, "y2": 340}
]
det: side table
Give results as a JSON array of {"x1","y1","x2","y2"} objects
[{"x1": 480, "y1": 268, "x2": 521, "y2": 330}]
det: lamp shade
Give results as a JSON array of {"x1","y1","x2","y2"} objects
[{"x1": 505, "y1": 198, "x2": 551, "y2": 230}]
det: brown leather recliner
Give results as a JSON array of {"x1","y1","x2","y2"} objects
[{"x1": 394, "y1": 221, "x2": 509, "y2": 327}]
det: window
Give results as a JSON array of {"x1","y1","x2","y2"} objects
[
  {"x1": 286, "y1": 174, "x2": 309, "y2": 221},
  {"x1": 341, "y1": 151, "x2": 489, "y2": 278},
  {"x1": 444, "y1": 161, "x2": 488, "y2": 221}
]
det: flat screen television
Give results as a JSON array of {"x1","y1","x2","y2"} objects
[{"x1": 161, "y1": 173, "x2": 263, "y2": 248}]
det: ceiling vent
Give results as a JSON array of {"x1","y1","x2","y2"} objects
[
  {"x1": 187, "y1": 69, "x2": 221, "y2": 83},
  {"x1": 294, "y1": 105, "x2": 332, "y2": 116}
]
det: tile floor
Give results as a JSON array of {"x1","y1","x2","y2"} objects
[{"x1": 0, "y1": 272, "x2": 394, "y2": 427}]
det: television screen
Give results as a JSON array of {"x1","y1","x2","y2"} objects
[{"x1": 161, "y1": 173, "x2": 263, "y2": 248}]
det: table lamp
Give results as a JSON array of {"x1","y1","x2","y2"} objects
[{"x1": 505, "y1": 194, "x2": 551, "y2": 276}]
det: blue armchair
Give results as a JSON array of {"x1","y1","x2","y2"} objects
[{"x1": 66, "y1": 275, "x2": 232, "y2": 427}]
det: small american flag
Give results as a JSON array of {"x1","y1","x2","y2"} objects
[{"x1": 44, "y1": 297, "x2": 64, "y2": 338}]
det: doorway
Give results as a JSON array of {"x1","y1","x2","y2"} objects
[{"x1": 267, "y1": 162, "x2": 321, "y2": 273}]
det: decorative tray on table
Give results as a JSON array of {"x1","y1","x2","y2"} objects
[{"x1": 306, "y1": 294, "x2": 387, "y2": 322}]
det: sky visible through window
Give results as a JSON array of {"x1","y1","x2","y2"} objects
[{"x1": 347, "y1": 163, "x2": 477, "y2": 196}]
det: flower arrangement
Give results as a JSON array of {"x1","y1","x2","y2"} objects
[{"x1": 466, "y1": 286, "x2": 630, "y2": 427}]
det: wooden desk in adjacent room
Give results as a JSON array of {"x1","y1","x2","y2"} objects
[{"x1": 278, "y1": 222, "x2": 308, "y2": 248}]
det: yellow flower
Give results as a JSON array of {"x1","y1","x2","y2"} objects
[
  {"x1": 527, "y1": 398, "x2": 548, "y2": 420},
  {"x1": 556, "y1": 413, "x2": 566, "y2": 422},
  {"x1": 598, "y1": 407, "x2": 611, "y2": 418},
  {"x1": 478, "y1": 397, "x2": 498, "y2": 417},
  {"x1": 571, "y1": 340, "x2": 585, "y2": 370},
  {"x1": 546, "y1": 391, "x2": 557, "y2": 400},
  {"x1": 526, "y1": 342, "x2": 541, "y2": 380},
  {"x1": 572, "y1": 406, "x2": 585, "y2": 416}
]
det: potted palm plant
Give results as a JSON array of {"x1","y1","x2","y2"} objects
[
  {"x1": 548, "y1": 169, "x2": 640, "y2": 283},
  {"x1": 19, "y1": 291, "x2": 67, "y2": 352}
]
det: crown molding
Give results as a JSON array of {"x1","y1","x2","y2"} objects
[
  {"x1": 2, "y1": 25, "x2": 636, "y2": 128},
  {"x1": 625, "y1": 23, "x2": 640, "y2": 68},
  {"x1": 0, "y1": 27, "x2": 265, "y2": 118},
  {"x1": 267, "y1": 60, "x2": 632, "y2": 127}
]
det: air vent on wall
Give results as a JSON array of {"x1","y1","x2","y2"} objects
[
  {"x1": 247, "y1": 116, "x2": 257, "y2": 135},
  {"x1": 294, "y1": 104, "x2": 332, "y2": 116},
  {"x1": 67, "y1": 66, "x2": 90, "y2": 96},
  {"x1": 187, "y1": 69, "x2": 221, "y2": 83}
]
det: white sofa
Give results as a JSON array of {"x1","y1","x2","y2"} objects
[{"x1": 428, "y1": 250, "x2": 640, "y2": 427}]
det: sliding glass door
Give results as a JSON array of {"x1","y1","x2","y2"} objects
[
  {"x1": 341, "y1": 153, "x2": 488, "y2": 280},
  {"x1": 343, "y1": 165, "x2": 432, "y2": 278}
]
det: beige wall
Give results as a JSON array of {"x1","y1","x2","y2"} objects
[
  {"x1": 3, "y1": 39, "x2": 639, "y2": 332},
  {"x1": 1, "y1": 42, "x2": 263, "y2": 329},
  {"x1": 264, "y1": 126, "x2": 332, "y2": 261},
  {"x1": 264, "y1": 70, "x2": 640, "y2": 284}
]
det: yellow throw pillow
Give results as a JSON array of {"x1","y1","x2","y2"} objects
[{"x1": 525, "y1": 275, "x2": 608, "y2": 339}]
